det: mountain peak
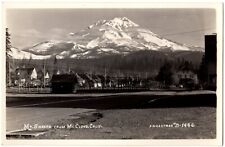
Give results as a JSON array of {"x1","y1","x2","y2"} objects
[
  {"x1": 110, "y1": 17, "x2": 139, "y2": 27},
  {"x1": 88, "y1": 17, "x2": 139, "y2": 30}
]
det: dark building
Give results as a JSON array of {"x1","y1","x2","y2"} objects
[
  {"x1": 205, "y1": 34, "x2": 217, "y2": 90},
  {"x1": 51, "y1": 74, "x2": 77, "y2": 93}
]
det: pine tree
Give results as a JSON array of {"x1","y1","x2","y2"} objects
[
  {"x1": 6, "y1": 28, "x2": 12, "y2": 86},
  {"x1": 53, "y1": 55, "x2": 58, "y2": 74},
  {"x1": 198, "y1": 55, "x2": 207, "y2": 84},
  {"x1": 28, "y1": 54, "x2": 32, "y2": 67},
  {"x1": 156, "y1": 61, "x2": 174, "y2": 86},
  {"x1": 178, "y1": 61, "x2": 194, "y2": 71}
]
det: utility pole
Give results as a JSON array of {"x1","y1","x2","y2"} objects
[
  {"x1": 8, "y1": 61, "x2": 11, "y2": 86},
  {"x1": 43, "y1": 60, "x2": 46, "y2": 88},
  {"x1": 104, "y1": 67, "x2": 106, "y2": 88}
]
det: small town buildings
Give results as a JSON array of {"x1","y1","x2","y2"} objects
[
  {"x1": 13, "y1": 66, "x2": 52, "y2": 87},
  {"x1": 14, "y1": 67, "x2": 38, "y2": 87}
]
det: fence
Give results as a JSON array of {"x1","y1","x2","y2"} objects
[{"x1": 6, "y1": 87, "x2": 51, "y2": 94}]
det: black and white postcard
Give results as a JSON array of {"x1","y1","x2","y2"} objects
[{"x1": 2, "y1": 2, "x2": 223, "y2": 146}]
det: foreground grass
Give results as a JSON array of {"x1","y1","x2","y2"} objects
[{"x1": 37, "y1": 107, "x2": 216, "y2": 139}]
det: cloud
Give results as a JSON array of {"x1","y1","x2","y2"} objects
[
  {"x1": 13, "y1": 29, "x2": 43, "y2": 39},
  {"x1": 11, "y1": 29, "x2": 46, "y2": 49},
  {"x1": 11, "y1": 28, "x2": 71, "y2": 48},
  {"x1": 46, "y1": 28, "x2": 68, "y2": 40}
]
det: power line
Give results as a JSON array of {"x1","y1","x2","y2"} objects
[
  {"x1": 114, "y1": 27, "x2": 216, "y2": 37},
  {"x1": 161, "y1": 27, "x2": 216, "y2": 36}
]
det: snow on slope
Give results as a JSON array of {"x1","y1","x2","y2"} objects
[
  {"x1": 86, "y1": 37, "x2": 100, "y2": 48},
  {"x1": 137, "y1": 32, "x2": 190, "y2": 50},
  {"x1": 9, "y1": 47, "x2": 51, "y2": 59},
  {"x1": 98, "y1": 48, "x2": 120, "y2": 54},
  {"x1": 88, "y1": 17, "x2": 139, "y2": 30},
  {"x1": 26, "y1": 40, "x2": 58, "y2": 53}
]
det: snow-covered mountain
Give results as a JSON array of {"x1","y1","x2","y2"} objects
[
  {"x1": 10, "y1": 17, "x2": 203, "y2": 59},
  {"x1": 8, "y1": 47, "x2": 51, "y2": 60}
]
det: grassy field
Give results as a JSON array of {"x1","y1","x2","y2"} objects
[{"x1": 37, "y1": 107, "x2": 216, "y2": 139}]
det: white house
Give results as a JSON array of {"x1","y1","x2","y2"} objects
[
  {"x1": 44, "y1": 72, "x2": 50, "y2": 79},
  {"x1": 30, "y1": 68, "x2": 37, "y2": 80}
]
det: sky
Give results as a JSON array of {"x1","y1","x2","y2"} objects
[{"x1": 6, "y1": 8, "x2": 216, "y2": 49}]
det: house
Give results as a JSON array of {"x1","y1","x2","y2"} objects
[
  {"x1": 116, "y1": 77, "x2": 127, "y2": 88},
  {"x1": 14, "y1": 67, "x2": 38, "y2": 87},
  {"x1": 108, "y1": 76, "x2": 121, "y2": 88},
  {"x1": 44, "y1": 71, "x2": 50, "y2": 86},
  {"x1": 97, "y1": 75, "x2": 112, "y2": 88},
  {"x1": 56, "y1": 70, "x2": 61, "y2": 75},
  {"x1": 173, "y1": 70, "x2": 198, "y2": 88},
  {"x1": 76, "y1": 73, "x2": 86, "y2": 87},
  {"x1": 76, "y1": 73, "x2": 94, "y2": 88},
  {"x1": 30, "y1": 68, "x2": 37, "y2": 80},
  {"x1": 51, "y1": 74, "x2": 77, "y2": 93},
  {"x1": 44, "y1": 72, "x2": 50, "y2": 79},
  {"x1": 91, "y1": 74, "x2": 102, "y2": 88},
  {"x1": 36, "y1": 69, "x2": 51, "y2": 87},
  {"x1": 130, "y1": 76, "x2": 144, "y2": 87}
]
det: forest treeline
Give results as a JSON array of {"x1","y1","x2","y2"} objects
[{"x1": 12, "y1": 50, "x2": 204, "y2": 78}]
